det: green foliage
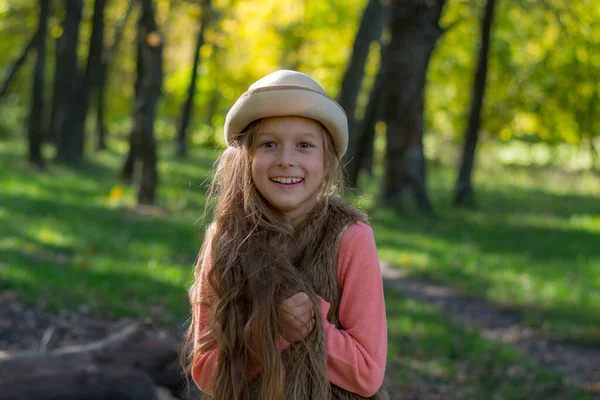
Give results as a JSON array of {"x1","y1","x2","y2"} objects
[
  {"x1": 1, "y1": 0, "x2": 597, "y2": 157},
  {"x1": 429, "y1": 0, "x2": 600, "y2": 148}
]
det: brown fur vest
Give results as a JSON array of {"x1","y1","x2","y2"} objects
[
  {"x1": 205, "y1": 197, "x2": 388, "y2": 400},
  {"x1": 290, "y1": 196, "x2": 389, "y2": 400}
]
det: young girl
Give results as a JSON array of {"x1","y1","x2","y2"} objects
[{"x1": 184, "y1": 70, "x2": 388, "y2": 400}]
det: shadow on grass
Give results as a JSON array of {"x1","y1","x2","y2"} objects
[
  {"x1": 1, "y1": 247, "x2": 190, "y2": 324},
  {"x1": 371, "y1": 182, "x2": 600, "y2": 343},
  {"x1": 384, "y1": 288, "x2": 592, "y2": 400},
  {"x1": 0, "y1": 192, "x2": 204, "y2": 325}
]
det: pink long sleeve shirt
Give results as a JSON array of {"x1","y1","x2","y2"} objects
[{"x1": 192, "y1": 222, "x2": 387, "y2": 397}]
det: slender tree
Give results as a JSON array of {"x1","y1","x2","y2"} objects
[
  {"x1": 346, "y1": 42, "x2": 389, "y2": 188},
  {"x1": 381, "y1": 0, "x2": 447, "y2": 212},
  {"x1": 54, "y1": 0, "x2": 84, "y2": 163},
  {"x1": 27, "y1": 0, "x2": 50, "y2": 168},
  {"x1": 96, "y1": 0, "x2": 135, "y2": 150},
  {"x1": 591, "y1": 140, "x2": 599, "y2": 172},
  {"x1": 338, "y1": 0, "x2": 385, "y2": 150},
  {"x1": 454, "y1": 0, "x2": 497, "y2": 207},
  {"x1": 121, "y1": 0, "x2": 163, "y2": 205},
  {"x1": 72, "y1": 0, "x2": 108, "y2": 156},
  {"x1": 176, "y1": 0, "x2": 213, "y2": 158}
]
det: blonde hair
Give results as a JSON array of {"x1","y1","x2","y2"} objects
[{"x1": 182, "y1": 118, "x2": 344, "y2": 399}]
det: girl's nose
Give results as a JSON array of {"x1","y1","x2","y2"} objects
[{"x1": 277, "y1": 146, "x2": 296, "y2": 167}]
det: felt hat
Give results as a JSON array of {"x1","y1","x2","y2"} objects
[{"x1": 224, "y1": 70, "x2": 348, "y2": 159}]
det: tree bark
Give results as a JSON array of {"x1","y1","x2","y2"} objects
[
  {"x1": 381, "y1": 0, "x2": 446, "y2": 213},
  {"x1": 0, "y1": 323, "x2": 182, "y2": 400},
  {"x1": 54, "y1": 0, "x2": 84, "y2": 164},
  {"x1": 26, "y1": 0, "x2": 50, "y2": 169},
  {"x1": 346, "y1": 43, "x2": 388, "y2": 188},
  {"x1": 96, "y1": 0, "x2": 136, "y2": 150},
  {"x1": 338, "y1": 0, "x2": 385, "y2": 155},
  {"x1": 47, "y1": 34, "x2": 63, "y2": 144},
  {"x1": 121, "y1": 0, "x2": 163, "y2": 205},
  {"x1": 454, "y1": 0, "x2": 497, "y2": 207},
  {"x1": 72, "y1": 0, "x2": 108, "y2": 157},
  {"x1": 591, "y1": 139, "x2": 599, "y2": 172},
  {"x1": 204, "y1": 84, "x2": 221, "y2": 146},
  {"x1": 0, "y1": 30, "x2": 38, "y2": 99},
  {"x1": 176, "y1": 0, "x2": 212, "y2": 158}
]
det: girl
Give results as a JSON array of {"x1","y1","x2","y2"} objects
[{"x1": 184, "y1": 70, "x2": 388, "y2": 400}]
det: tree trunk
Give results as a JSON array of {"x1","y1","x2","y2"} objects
[
  {"x1": 54, "y1": 0, "x2": 84, "y2": 164},
  {"x1": 338, "y1": 0, "x2": 385, "y2": 154},
  {"x1": 0, "y1": 323, "x2": 183, "y2": 400},
  {"x1": 0, "y1": 31, "x2": 38, "y2": 99},
  {"x1": 204, "y1": 84, "x2": 221, "y2": 146},
  {"x1": 176, "y1": 0, "x2": 211, "y2": 158},
  {"x1": 72, "y1": 0, "x2": 107, "y2": 157},
  {"x1": 453, "y1": 0, "x2": 497, "y2": 207},
  {"x1": 122, "y1": 0, "x2": 163, "y2": 205},
  {"x1": 47, "y1": 33, "x2": 63, "y2": 144},
  {"x1": 381, "y1": 0, "x2": 446, "y2": 213},
  {"x1": 591, "y1": 139, "x2": 599, "y2": 172},
  {"x1": 97, "y1": 0, "x2": 136, "y2": 150},
  {"x1": 346, "y1": 43, "x2": 388, "y2": 188},
  {"x1": 122, "y1": 0, "x2": 147, "y2": 184},
  {"x1": 26, "y1": 0, "x2": 50, "y2": 169}
]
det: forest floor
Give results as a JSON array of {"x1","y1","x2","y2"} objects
[{"x1": 381, "y1": 262, "x2": 600, "y2": 400}]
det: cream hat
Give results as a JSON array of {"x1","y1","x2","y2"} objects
[{"x1": 224, "y1": 70, "x2": 349, "y2": 159}]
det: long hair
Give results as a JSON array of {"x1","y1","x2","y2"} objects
[{"x1": 182, "y1": 118, "x2": 344, "y2": 400}]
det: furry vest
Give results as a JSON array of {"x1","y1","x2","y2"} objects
[
  {"x1": 289, "y1": 197, "x2": 389, "y2": 400},
  {"x1": 206, "y1": 197, "x2": 388, "y2": 400}
]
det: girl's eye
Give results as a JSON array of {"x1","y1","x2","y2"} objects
[
  {"x1": 298, "y1": 142, "x2": 313, "y2": 148},
  {"x1": 260, "y1": 141, "x2": 276, "y2": 148}
]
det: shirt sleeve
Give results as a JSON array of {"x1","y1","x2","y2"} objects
[{"x1": 317, "y1": 222, "x2": 387, "y2": 397}]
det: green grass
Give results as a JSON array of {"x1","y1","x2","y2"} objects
[
  {"x1": 385, "y1": 288, "x2": 592, "y2": 399},
  {"x1": 364, "y1": 157, "x2": 600, "y2": 346},
  {"x1": 0, "y1": 133, "x2": 597, "y2": 398},
  {"x1": 0, "y1": 138, "x2": 218, "y2": 324}
]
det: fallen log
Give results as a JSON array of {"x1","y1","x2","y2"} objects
[
  {"x1": 0, "y1": 366, "x2": 159, "y2": 400},
  {"x1": 0, "y1": 321, "x2": 185, "y2": 399}
]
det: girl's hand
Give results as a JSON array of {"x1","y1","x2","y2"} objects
[{"x1": 279, "y1": 292, "x2": 315, "y2": 343}]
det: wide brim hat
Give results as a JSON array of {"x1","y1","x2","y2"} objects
[{"x1": 224, "y1": 70, "x2": 348, "y2": 159}]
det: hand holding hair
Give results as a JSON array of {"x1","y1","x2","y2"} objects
[{"x1": 279, "y1": 291, "x2": 316, "y2": 343}]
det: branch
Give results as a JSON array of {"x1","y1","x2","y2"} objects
[{"x1": 0, "y1": 30, "x2": 39, "y2": 98}]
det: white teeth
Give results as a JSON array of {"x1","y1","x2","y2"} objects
[{"x1": 270, "y1": 177, "x2": 303, "y2": 184}]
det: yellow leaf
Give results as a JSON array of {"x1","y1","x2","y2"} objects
[
  {"x1": 109, "y1": 186, "x2": 124, "y2": 201},
  {"x1": 51, "y1": 26, "x2": 63, "y2": 39},
  {"x1": 200, "y1": 43, "x2": 213, "y2": 58}
]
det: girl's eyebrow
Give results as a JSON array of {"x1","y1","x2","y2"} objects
[{"x1": 258, "y1": 131, "x2": 320, "y2": 140}]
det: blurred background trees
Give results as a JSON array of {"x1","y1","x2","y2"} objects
[{"x1": 0, "y1": 0, "x2": 598, "y2": 208}]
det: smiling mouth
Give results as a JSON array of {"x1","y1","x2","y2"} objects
[{"x1": 270, "y1": 177, "x2": 304, "y2": 185}]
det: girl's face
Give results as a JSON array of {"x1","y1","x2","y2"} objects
[{"x1": 251, "y1": 116, "x2": 326, "y2": 224}]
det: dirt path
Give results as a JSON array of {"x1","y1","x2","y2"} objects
[{"x1": 380, "y1": 261, "x2": 600, "y2": 399}]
